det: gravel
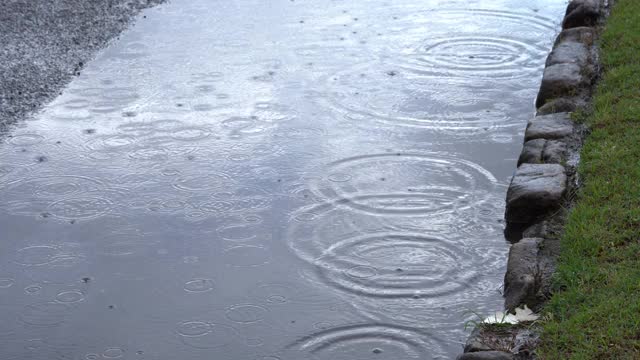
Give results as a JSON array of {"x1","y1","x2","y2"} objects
[{"x1": 0, "y1": 0, "x2": 165, "y2": 131}]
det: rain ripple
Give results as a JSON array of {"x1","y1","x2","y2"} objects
[
  {"x1": 284, "y1": 324, "x2": 446, "y2": 360},
  {"x1": 309, "y1": 152, "x2": 497, "y2": 215}
]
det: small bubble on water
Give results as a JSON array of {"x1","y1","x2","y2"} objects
[
  {"x1": 103, "y1": 347, "x2": 125, "y2": 358},
  {"x1": 25, "y1": 284, "x2": 42, "y2": 294},
  {"x1": 56, "y1": 290, "x2": 85, "y2": 303},
  {"x1": 0, "y1": 278, "x2": 15, "y2": 288}
]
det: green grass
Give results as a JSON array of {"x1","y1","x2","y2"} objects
[{"x1": 539, "y1": 0, "x2": 640, "y2": 358}]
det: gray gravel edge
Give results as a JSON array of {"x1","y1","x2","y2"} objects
[{"x1": 0, "y1": 0, "x2": 166, "y2": 132}]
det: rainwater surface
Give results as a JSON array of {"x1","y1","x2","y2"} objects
[{"x1": 0, "y1": 0, "x2": 565, "y2": 358}]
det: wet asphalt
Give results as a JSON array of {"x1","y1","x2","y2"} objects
[
  {"x1": 0, "y1": 0, "x2": 165, "y2": 131},
  {"x1": 0, "y1": 1, "x2": 567, "y2": 358}
]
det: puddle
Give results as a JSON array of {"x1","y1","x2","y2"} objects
[{"x1": 0, "y1": 0, "x2": 565, "y2": 358}]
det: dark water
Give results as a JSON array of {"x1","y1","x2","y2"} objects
[{"x1": 0, "y1": 0, "x2": 565, "y2": 358}]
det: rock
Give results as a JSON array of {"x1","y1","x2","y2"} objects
[
  {"x1": 563, "y1": 0, "x2": 601, "y2": 29},
  {"x1": 462, "y1": 326, "x2": 540, "y2": 359},
  {"x1": 457, "y1": 351, "x2": 514, "y2": 360},
  {"x1": 512, "y1": 328, "x2": 540, "y2": 358},
  {"x1": 535, "y1": 63, "x2": 589, "y2": 108},
  {"x1": 505, "y1": 164, "x2": 567, "y2": 224},
  {"x1": 537, "y1": 97, "x2": 579, "y2": 115},
  {"x1": 464, "y1": 328, "x2": 495, "y2": 353},
  {"x1": 546, "y1": 41, "x2": 589, "y2": 67},
  {"x1": 522, "y1": 220, "x2": 555, "y2": 239},
  {"x1": 537, "y1": 238, "x2": 561, "y2": 298},
  {"x1": 504, "y1": 238, "x2": 542, "y2": 311},
  {"x1": 525, "y1": 113, "x2": 574, "y2": 141},
  {"x1": 518, "y1": 139, "x2": 545, "y2": 165},
  {"x1": 565, "y1": 0, "x2": 599, "y2": 17},
  {"x1": 518, "y1": 139, "x2": 568, "y2": 165},
  {"x1": 542, "y1": 140, "x2": 568, "y2": 164},
  {"x1": 554, "y1": 27, "x2": 596, "y2": 47},
  {"x1": 504, "y1": 237, "x2": 560, "y2": 311},
  {"x1": 504, "y1": 223, "x2": 529, "y2": 244}
]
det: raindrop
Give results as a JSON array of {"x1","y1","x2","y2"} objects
[
  {"x1": 0, "y1": 278, "x2": 15, "y2": 288},
  {"x1": 15, "y1": 246, "x2": 59, "y2": 266},
  {"x1": 55, "y1": 290, "x2": 85, "y2": 303},
  {"x1": 177, "y1": 322, "x2": 240, "y2": 349},
  {"x1": 177, "y1": 321, "x2": 211, "y2": 337},
  {"x1": 225, "y1": 304, "x2": 268, "y2": 324},
  {"x1": 103, "y1": 347, "x2": 125, "y2": 358},
  {"x1": 25, "y1": 284, "x2": 42, "y2": 294},
  {"x1": 184, "y1": 278, "x2": 215, "y2": 293},
  {"x1": 20, "y1": 302, "x2": 71, "y2": 327}
]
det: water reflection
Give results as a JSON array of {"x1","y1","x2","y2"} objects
[{"x1": 0, "y1": 0, "x2": 564, "y2": 358}]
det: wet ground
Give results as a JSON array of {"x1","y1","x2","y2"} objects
[{"x1": 0, "y1": 0, "x2": 565, "y2": 359}]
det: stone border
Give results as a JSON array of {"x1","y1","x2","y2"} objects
[{"x1": 457, "y1": 1, "x2": 609, "y2": 359}]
